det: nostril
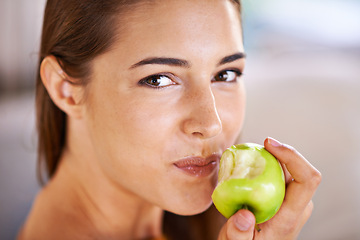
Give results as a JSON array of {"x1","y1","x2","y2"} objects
[
  {"x1": 192, "y1": 131, "x2": 204, "y2": 138},
  {"x1": 182, "y1": 115, "x2": 222, "y2": 139},
  {"x1": 181, "y1": 87, "x2": 223, "y2": 139}
]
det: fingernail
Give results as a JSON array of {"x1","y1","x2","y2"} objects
[
  {"x1": 268, "y1": 137, "x2": 281, "y2": 147},
  {"x1": 234, "y1": 211, "x2": 252, "y2": 232}
]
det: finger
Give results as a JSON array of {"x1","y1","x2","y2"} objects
[
  {"x1": 264, "y1": 137, "x2": 320, "y2": 184},
  {"x1": 218, "y1": 210, "x2": 255, "y2": 240},
  {"x1": 302, "y1": 200, "x2": 314, "y2": 224},
  {"x1": 254, "y1": 201, "x2": 314, "y2": 240},
  {"x1": 264, "y1": 137, "x2": 321, "y2": 213},
  {"x1": 280, "y1": 162, "x2": 293, "y2": 185}
]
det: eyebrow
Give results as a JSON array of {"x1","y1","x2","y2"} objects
[
  {"x1": 130, "y1": 57, "x2": 190, "y2": 69},
  {"x1": 218, "y1": 52, "x2": 246, "y2": 66},
  {"x1": 129, "y1": 52, "x2": 246, "y2": 69}
]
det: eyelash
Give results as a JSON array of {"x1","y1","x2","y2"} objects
[
  {"x1": 138, "y1": 68, "x2": 243, "y2": 89},
  {"x1": 138, "y1": 73, "x2": 177, "y2": 89},
  {"x1": 212, "y1": 69, "x2": 243, "y2": 83}
]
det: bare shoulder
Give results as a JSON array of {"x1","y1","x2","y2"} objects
[
  {"x1": 18, "y1": 186, "x2": 93, "y2": 240},
  {"x1": 17, "y1": 188, "x2": 60, "y2": 239}
]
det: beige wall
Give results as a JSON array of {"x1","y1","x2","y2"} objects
[
  {"x1": 0, "y1": 0, "x2": 45, "y2": 91},
  {"x1": 0, "y1": 1, "x2": 359, "y2": 239}
]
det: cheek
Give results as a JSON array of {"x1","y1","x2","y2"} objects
[
  {"x1": 83, "y1": 88, "x2": 178, "y2": 196},
  {"x1": 118, "y1": 94, "x2": 182, "y2": 154},
  {"x1": 84, "y1": 86, "x2": 181, "y2": 174}
]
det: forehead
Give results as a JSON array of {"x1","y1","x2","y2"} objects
[{"x1": 100, "y1": 0, "x2": 243, "y2": 67}]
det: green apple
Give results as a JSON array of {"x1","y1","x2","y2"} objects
[{"x1": 212, "y1": 143, "x2": 285, "y2": 224}]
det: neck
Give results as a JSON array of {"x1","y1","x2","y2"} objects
[{"x1": 47, "y1": 119, "x2": 164, "y2": 239}]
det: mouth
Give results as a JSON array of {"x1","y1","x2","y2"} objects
[{"x1": 174, "y1": 153, "x2": 221, "y2": 177}]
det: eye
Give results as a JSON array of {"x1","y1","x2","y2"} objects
[
  {"x1": 213, "y1": 69, "x2": 242, "y2": 82},
  {"x1": 139, "y1": 74, "x2": 176, "y2": 88}
]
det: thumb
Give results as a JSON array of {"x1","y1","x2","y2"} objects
[{"x1": 218, "y1": 210, "x2": 255, "y2": 240}]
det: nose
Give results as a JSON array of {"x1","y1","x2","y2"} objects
[{"x1": 181, "y1": 86, "x2": 222, "y2": 139}]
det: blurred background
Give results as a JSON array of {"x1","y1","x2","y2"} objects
[{"x1": 0, "y1": 0, "x2": 359, "y2": 239}]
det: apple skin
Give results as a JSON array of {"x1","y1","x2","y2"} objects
[{"x1": 212, "y1": 143, "x2": 285, "y2": 224}]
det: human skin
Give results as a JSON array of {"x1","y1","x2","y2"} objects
[
  {"x1": 20, "y1": 0, "x2": 245, "y2": 239},
  {"x1": 218, "y1": 138, "x2": 321, "y2": 240},
  {"x1": 80, "y1": 0, "x2": 245, "y2": 217},
  {"x1": 19, "y1": 0, "x2": 321, "y2": 239}
]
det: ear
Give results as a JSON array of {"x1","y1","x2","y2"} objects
[{"x1": 40, "y1": 56, "x2": 84, "y2": 119}]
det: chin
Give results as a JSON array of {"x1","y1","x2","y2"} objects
[
  {"x1": 161, "y1": 169, "x2": 219, "y2": 216},
  {"x1": 169, "y1": 196, "x2": 214, "y2": 216}
]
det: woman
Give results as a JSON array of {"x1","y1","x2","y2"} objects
[{"x1": 18, "y1": 0, "x2": 321, "y2": 239}]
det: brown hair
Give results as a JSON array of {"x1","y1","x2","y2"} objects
[
  {"x1": 36, "y1": 0, "x2": 240, "y2": 239},
  {"x1": 36, "y1": 0, "x2": 142, "y2": 181}
]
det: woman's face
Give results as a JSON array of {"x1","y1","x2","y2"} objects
[{"x1": 83, "y1": 0, "x2": 245, "y2": 215}]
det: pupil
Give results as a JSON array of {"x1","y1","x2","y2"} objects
[
  {"x1": 150, "y1": 77, "x2": 160, "y2": 86},
  {"x1": 218, "y1": 72, "x2": 228, "y2": 81}
]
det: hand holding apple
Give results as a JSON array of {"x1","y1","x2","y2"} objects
[
  {"x1": 216, "y1": 138, "x2": 322, "y2": 240},
  {"x1": 212, "y1": 143, "x2": 285, "y2": 224}
]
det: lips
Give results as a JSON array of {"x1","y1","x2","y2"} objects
[{"x1": 174, "y1": 153, "x2": 220, "y2": 177}]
